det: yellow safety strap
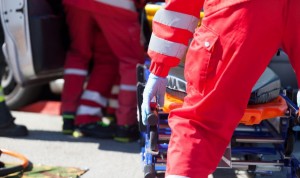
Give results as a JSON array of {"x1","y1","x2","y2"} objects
[{"x1": 0, "y1": 86, "x2": 5, "y2": 102}]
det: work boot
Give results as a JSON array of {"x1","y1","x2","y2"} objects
[
  {"x1": 75, "y1": 122, "x2": 116, "y2": 139},
  {"x1": 0, "y1": 119, "x2": 28, "y2": 137},
  {"x1": 114, "y1": 124, "x2": 140, "y2": 143},
  {"x1": 62, "y1": 112, "x2": 75, "y2": 135}
]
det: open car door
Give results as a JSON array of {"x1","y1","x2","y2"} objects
[
  {"x1": 0, "y1": 0, "x2": 68, "y2": 85},
  {"x1": 0, "y1": 0, "x2": 68, "y2": 108}
]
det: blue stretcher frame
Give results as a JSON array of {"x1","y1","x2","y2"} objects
[{"x1": 136, "y1": 63, "x2": 300, "y2": 178}]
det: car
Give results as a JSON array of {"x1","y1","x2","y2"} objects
[
  {"x1": 0, "y1": 0, "x2": 298, "y2": 110},
  {"x1": 0, "y1": 0, "x2": 68, "y2": 109}
]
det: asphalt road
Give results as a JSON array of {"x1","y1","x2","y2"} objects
[{"x1": 1, "y1": 111, "x2": 299, "y2": 178}]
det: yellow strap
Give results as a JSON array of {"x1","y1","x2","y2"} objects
[{"x1": 0, "y1": 86, "x2": 5, "y2": 102}]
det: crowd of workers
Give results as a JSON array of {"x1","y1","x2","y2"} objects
[
  {"x1": 1, "y1": 0, "x2": 299, "y2": 177},
  {"x1": 0, "y1": 0, "x2": 146, "y2": 142},
  {"x1": 60, "y1": 0, "x2": 145, "y2": 142}
]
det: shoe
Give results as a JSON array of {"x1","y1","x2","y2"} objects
[
  {"x1": 114, "y1": 124, "x2": 140, "y2": 143},
  {"x1": 77, "y1": 122, "x2": 116, "y2": 139},
  {"x1": 62, "y1": 112, "x2": 75, "y2": 135},
  {"x1": 62, "y1": 119, "x2": 74, "y2": 135},
  {"x1": 0, "y1": 120, "x2": 28, "y2": 137}
]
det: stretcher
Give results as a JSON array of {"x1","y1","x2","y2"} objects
[{"x1": 137, "y1": 63, "x2": 300, "y2": 178}]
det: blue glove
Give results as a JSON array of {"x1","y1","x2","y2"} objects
[
  {"x1": 293, "y1": 90, "x2": 300, "y2": 131},
  {"x1": 141, "y1": 73, "x2": 168, "y2": 125},
  {"x1": 297, "y1": 90, "x2": 300, "y2": 108}
]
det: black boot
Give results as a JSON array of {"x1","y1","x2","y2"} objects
[
  {"x1": 76, "y1": 122, "x2": 116, "y2": 139},
  {"x1": 62, "y1": 112, "x2": 75, "y2": 135},
  {"x1": 0, "y1": 118, "x2": 28, "y2": 137},
  {"x1": 0, "y1": 102, "x2": 28, "y2": 137},
  {"x1": 114, "y1": 124, "x2": 139, "y2": 143}
]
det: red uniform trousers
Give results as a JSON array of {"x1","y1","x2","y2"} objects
[
  {"x1": 61, "y1": 2, "x2": 144, "y2": 126},
  {"x1": 166, "y1": 0, "x2": 300, "y2": 177}
]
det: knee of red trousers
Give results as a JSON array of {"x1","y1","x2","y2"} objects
[{"x1": 166, "y1": 114, "x2": 228, "y2": 177}]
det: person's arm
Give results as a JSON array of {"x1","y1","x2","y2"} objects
[
  {"x1": 148, "y1": 0, "x2": 204, "y2": 77},
  {"x1": 141, "y1": 0, "x2": 204, "y2": 125}
]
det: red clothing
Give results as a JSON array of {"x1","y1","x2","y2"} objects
[
  {"x1": 147, "y1": 0, "x2": 300, "y2": 177},
  {"x1": 61, "y1": 0, "x2": 144, "y2": 126},
  {"x1": 63, "y1": 0, "x2": 138, "y2": 20}
]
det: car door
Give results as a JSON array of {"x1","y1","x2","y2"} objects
[
  {"x1": 0, "y1": 0, "x2": 68, "y2": 109},
  {"x1": 0, "y1": 0, "x2": 68, "y2": 85}
]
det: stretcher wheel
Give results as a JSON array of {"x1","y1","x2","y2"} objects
[
  {"x1": 284, "y1": 129, "x2": 295, "y2": 156},
  {"x1": 150, "y1": 126, "x2": 158, "y2": 151},
  {"x1": 144, "y1": 164, "x2": 155, "y2": 178}
]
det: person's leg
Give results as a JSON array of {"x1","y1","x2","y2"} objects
[
  {"x1": 0, "y1": 57, "x2": 28, "y2": 137},
  {"x1": 94, "y1": 6, "x2": 145, "y2": 142},
  {"x1": 74, "y1": 30, "x2": 119, "y2": 138},
  {"x1": 282, "y1": 0, "x2": 300, "y2": 88},
  {"x1": 105, "y1": 78, "x2": 120, "y2": 120},
  {"x1": 166, "y1": 1, "x2": 285, "y2": 177},
  {"x1": 60, "y1": 5, "x2": 95, "y2": 134}
]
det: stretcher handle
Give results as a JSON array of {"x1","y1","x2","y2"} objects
[
  {"x1": 147, "y1": 113, "x2": 158, "y2": 126},
  {"x1": 147, "y1": 102, "x2": 159, "y2": 126}
]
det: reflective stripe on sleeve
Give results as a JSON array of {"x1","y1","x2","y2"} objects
[
  {"x1": 111, "y1": 85, "x2": 120, "y2": 95},
  {"x1": 81, "y1": 90, "x2": 108, "y2": 107},
  {"x1": 120, "y1": 84, "x2": 136, "y2": 91},
  {"x1": 108, "y1": 99, "x2": 119, "y2": 109},
  {"x1": 153, "y1": 9, "x2": 199, "y2": 33},
  {"x1": 148, "y1": 34, "x2": 188, "y2": 59},
  {"x1": 94, "y1": 0, "x2": 136, "y2": 12},
  {"x1": 64, "y1": 68, "x2": 88, "y2": 76},
  {"x1": 76, "y1": 105, "x2": 103, "y2": 117},
  {"x1": 166, "y1": 175, "x2": 190, "y2": 178}
]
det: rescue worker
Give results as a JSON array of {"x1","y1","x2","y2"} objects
[
  {"x1": 0, "y1": 44, "x2": 28, "y2": 137},
  {"x1": 61, "y1": 0, "x2": 144, "y2": 141},
  {"x1": 0, "y1": 87, "x2": 28, "y2": 137},
  {"x1": 141, "y1": 0, "x2": 300, "y2": 177}
]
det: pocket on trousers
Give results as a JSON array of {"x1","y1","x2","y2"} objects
[{"x1": 185, "y1": 25, "x2": 220, "y2": 95}]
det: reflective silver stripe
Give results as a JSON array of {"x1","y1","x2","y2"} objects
[
  {"x1": 76, "y1": 105, "x2": 103, "y2": 117},
  {"x1": 166, "y1": 176, "x2": 190, "y2": 178},
  {"x1": 111, "y1": 85, "x2": 120, "y2": 95},
  {"x1": 120, "y1": 84, "x2": 136, "y2": 91},
  {"x1": 149, "y1": 34, "x2": 188, "y2": 59},
  {"x1": 81, "y1": 90, "x2": 108, "y2": 107},
  {"x1": 108, "y1": 99, "x2": 119, "y2": 108},
  {"x1": 64, "y1": 68, "x2": 88, "y2": 76},
  {"x1": 94, "y1": 0, "x2": 136, "y2": 12},
  {"x1": 153, "y1": 9, "x2": 199, "y2": 33}
]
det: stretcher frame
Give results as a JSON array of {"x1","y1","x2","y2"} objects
[{"x1": 137, "y1": 64, "x2": 300, "y2": 178}]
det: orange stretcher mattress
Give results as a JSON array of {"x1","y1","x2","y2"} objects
[{"x1": 163, "y1": 94, "x2": 288, "y2": 125}]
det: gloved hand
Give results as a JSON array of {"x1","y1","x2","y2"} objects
[
  {"x1": 293, "y1": 89, "x2": 300, "y2": 131},
  {"x1": 141, "y1": 73, "x2": 168, "y2": 125},
  {"x1": 297, "y1": 89, "x2": 300, "y2": 108}
]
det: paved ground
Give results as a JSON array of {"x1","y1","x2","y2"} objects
[{"x1": 1, "y1": 111, "x2": 299, "y2": 178}]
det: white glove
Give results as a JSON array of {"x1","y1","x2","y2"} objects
[{"x1": 141, "y1": 73, "x2": 168, "y2": 125}]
